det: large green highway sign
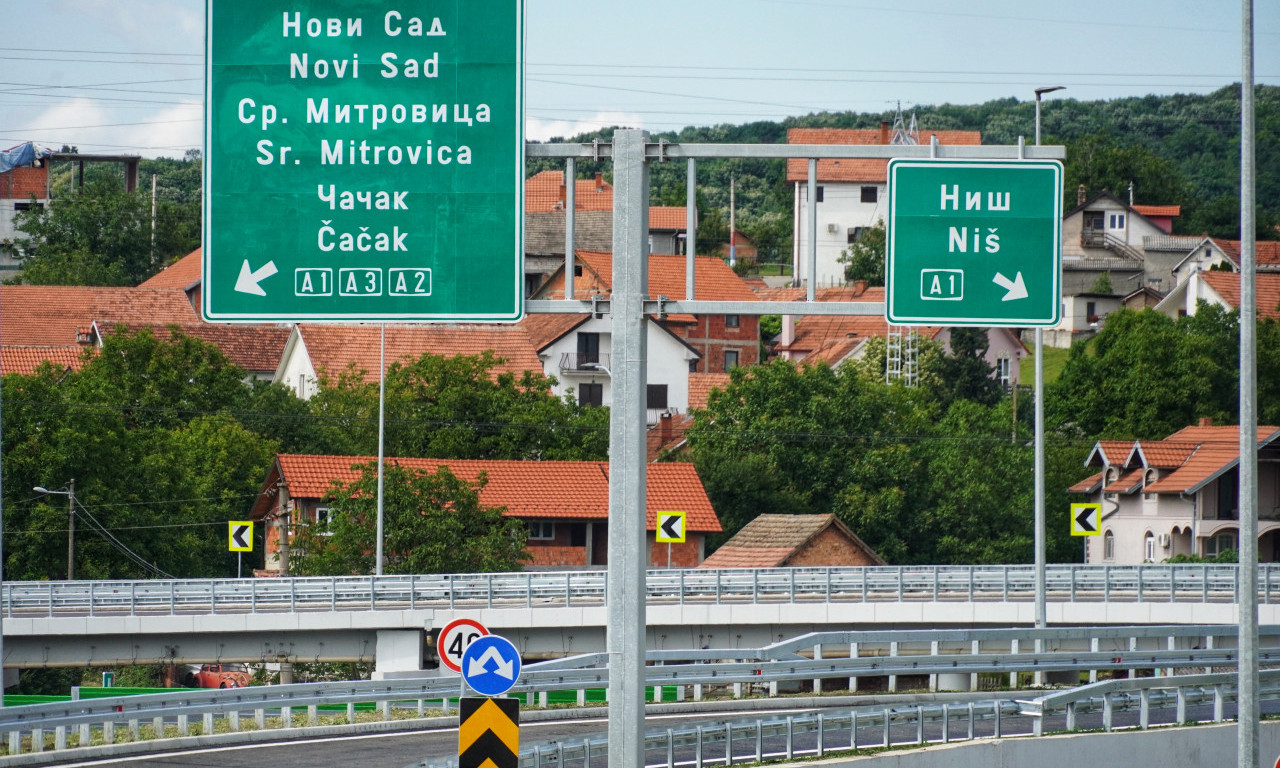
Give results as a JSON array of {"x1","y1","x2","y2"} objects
[
  {"x1": 204, "y1": 1, "x2": 524, "y2": 322},
  {"x1": 885, "y1": 159, "x2": 1062, "y2": 327}
]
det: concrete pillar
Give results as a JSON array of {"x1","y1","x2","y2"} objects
[
  {"x1": 279, "y1": 662, "x2": 294, "y2": 685},
  {"x1": 849, "y1": 642, "x2": 859, "y2": 692},
  {"x1": 372, "y1": 629, "x2": 425, "y2": 679},
  {"x1": 888, "y1": 642, "x2": 899, "y2": 692}
]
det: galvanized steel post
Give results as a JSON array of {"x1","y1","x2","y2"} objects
[
  {"x1": 606, "y1": 129, "x2": 650, "y2": 768},
  {"x1": 1238, "y1": 1, "x2": 1258, "y2": 765}
]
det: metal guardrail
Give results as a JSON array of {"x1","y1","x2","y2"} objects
[
  {"x1": 477, "y1": 671, "x2": 1280, "y2": 768},
  {"x1": 4, "y1": 564, "x2": 1274, "y2": 619},
  {"x1": 3, "y1": 624, "x2": 1278, "y2": 759}
]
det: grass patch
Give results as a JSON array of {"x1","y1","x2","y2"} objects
[{"x1": 1020, "y1": 344, "x2": 1072, "y2": 384}]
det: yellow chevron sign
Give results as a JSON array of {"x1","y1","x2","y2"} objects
[{"x1": 459, "y1": 697, "x2": 519, "y2": 768}]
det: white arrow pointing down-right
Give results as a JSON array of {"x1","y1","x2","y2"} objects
[{"x1": 992, "y1": 271, "x2": 1028, "y2": 301}]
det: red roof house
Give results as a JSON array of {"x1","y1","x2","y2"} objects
[{"x1": 251, "y1": 454, "x2": 722, "y2": 570}]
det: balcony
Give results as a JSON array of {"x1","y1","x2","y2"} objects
[{"x1": 559, "y1": 352, "x2": 611, "y2": 374}]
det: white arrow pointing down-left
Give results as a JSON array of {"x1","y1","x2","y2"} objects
[{"x1": 235, "y1": 260, "x2": 278, "y2": 296}]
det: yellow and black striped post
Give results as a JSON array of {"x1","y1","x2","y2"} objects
[{"x1": 459, "y1": 697, "x2": 519, "y2": 768}]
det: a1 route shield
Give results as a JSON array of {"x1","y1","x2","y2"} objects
[
  {"x1": 461, "y1": 635, "x2": 521, "y2": 697},
  {"x1": 204, "y1": 0, "x2": 524, "y2": 323},
  {"x1": 886, "y1": 158, "x2": 1063, "y2": 327},
  {"x1": 438, "y1": 618, "x2": 489, "y2": 674}
]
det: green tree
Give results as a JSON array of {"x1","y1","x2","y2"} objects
[
  {"x1": 2, "y1": 328, "x2": 276, "y2": 580},
  {"x1": 685, "y1": 359, "x2": 936, "y2": 557},
  {"x1": 930, "y1": 328, "x2": 1002, "y2": 409},
  {"x1": 307, "y1": 351, "x2": 610, "y2": 460},
  {"x1": 1063, "y1": 131, "x2": 1188, "y2": 210},
  {"x1": 1048, "y1": 306, "x2": 1238, "y2": 439},
  {"x1": 11, "y1": 177, "x2": 195, "y2": 286},
  {"x1": 838, "y1": 219, "x2": 886, "y2": 285},
  {"x1": 290, "y1": 462, "x2": 528, "y2": 575}
]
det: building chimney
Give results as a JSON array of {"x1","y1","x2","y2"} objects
[
  {"x1": 854, "y1": 280, "x2": 868, "y2": 297},
  {"x1": 558, "y1": 183, "x2": 566, "y2": 209},
  {"x1": 879, "y1": 121, "x2": 890, "y2": 144},
  {"x1": 1199, "y1": 417, "x2": 1214, "y2": 427},
  {"x1": 1077, "y1": 184, "x2": 1087, "y2": 206},
  {"x1": 594, "y1": 172, "x2": 604, "y2": 191},
  {"x1": 659, "y1": 412, "x2": 674, "y2": 444}
]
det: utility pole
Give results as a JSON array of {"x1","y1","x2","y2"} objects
[
  {"x1": 728, "y1": 176, "x2": 736, "y2": 267},
  {"x1": 66, "y1": 479, "x2": 75, "y2": 581},
  {"x1": 276, "y1": 478, "x2": 290, "y2": 575}
]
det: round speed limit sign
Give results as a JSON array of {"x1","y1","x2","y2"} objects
[{"x1": 437, "y1": 618, "x2": 488, "y2": 673}]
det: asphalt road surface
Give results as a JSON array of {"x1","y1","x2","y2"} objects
[{"x1": 42, "y1": 698, "x2": 1280, "y2": 768}]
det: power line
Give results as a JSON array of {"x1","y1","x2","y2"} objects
[{"x1": 0, "y1": 47, "x2": 200, "y2": 58}]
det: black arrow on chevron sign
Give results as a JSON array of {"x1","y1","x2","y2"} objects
[
  {"x1": 232, "y1": 525, "x2": 250, "y2": 549},
  {"x1": 1075, "y1": 507, "x2": 1097, "y2": 533},
  {"x1": 660, "y1": 515, "x2": 682, "y2": 540}
]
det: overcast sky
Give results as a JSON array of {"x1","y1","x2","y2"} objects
[{"x1": 1, "y1": 0, "x2": 1276, "y2": 158}]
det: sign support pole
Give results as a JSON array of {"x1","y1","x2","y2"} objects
[
  {"x1": 606, "y1": 129, "x2": 649, "y2": 768},
  {"x1": 1238, "y1": 1, "x2": 1259, "y2": 765}
]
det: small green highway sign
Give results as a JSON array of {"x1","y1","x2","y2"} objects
[
  {"x1": 885, "y1": 159, "x2": 1063, "y2": 327},
  {"x1": 204, "y1": 0, "x2": 524, "y2": 323}
]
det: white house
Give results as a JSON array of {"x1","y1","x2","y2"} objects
[
  {"x1": 521, "y1": 313, "x2": 699, "y2": 422},
  {"x1": 787, "y1": 125, "x2": 981, "y2": 288},
  {"x1": 1070, "y1": 424, "x2": 1280, "y2": 563},
  {"x1": 1154, "y1": 270, "x2": 1280, "y2": 321}
]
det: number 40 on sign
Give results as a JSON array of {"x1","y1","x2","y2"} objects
[{"x1": 438, "y1": 618, "x2": 489, "y2": 674}]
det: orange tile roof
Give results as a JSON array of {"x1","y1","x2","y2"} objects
[
  {"x1": 525, "y1": 170, "x2": 613, "y2": 212},
  {"x1": 760, "y1": 286, "x2": 941, "y2": 357},
  {"x1": 271, "y1": 454, "x2": 721, "y2": 532},
  {"x1": 297, "y1": 324, "x2": 543, "y2": 382},
  {"x1": 101, "y1": 323, "x2": 290, "y2": 373},
  {"x1": 1134, "y1": 441, "x2": 1197, "y2": 468},
  {"x1": 1210, "y1": 239, "x2": 1280, "y2": 270},
  {"x1": 584, "y1": 251, "x2": 759, "y2": 302},
  {"x1": 1104, "y1": 469, "x2": 1144, "y2": 494},
  {"x1": 785, "y1": 127, "x2": 982, "y2": 184},
  {"x1": 0, "y1": 345, "x2": 88, "y2": 375},
  {"x1": 1090, "y1": 440, "x2": 1138, "y2": 468},
  {"x1": 519, "y1": 313, "x2": 588, "y2": 352},
  {"x1": 1140, "y1": 426, "x2": 1280, "y2": 495},
  {"x1": 140, "y1": 249, "x2": 201, "y2": 289},
  {"x1": 1067, "y1": 471, "x2": 1104, "y2": 494},
  {"x1": 649, "y1": 206, "x2": 690, "y2": 230},
  {"x1": 1131, "y1": 205, "x2": 1181, "y2": 218},
  {"x1": 0, "y1": 285, "x2": 200, "y2": 346},
  {"x1": 688, "y1": 373, "x2": 730, "y2": 411},
  {"x1": 698, "y1": 513, "x2": 883, "y2": 568}
]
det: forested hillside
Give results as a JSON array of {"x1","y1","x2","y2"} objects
[{"x1": 531, "y1": 85, "x2": 1280, "y2": 260}]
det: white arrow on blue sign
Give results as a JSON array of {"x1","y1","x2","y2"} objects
[{"x1": 461, "y1": 635, "x2": 522, "y2": 697}]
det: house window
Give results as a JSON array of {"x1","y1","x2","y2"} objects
[
  {"x1": 573, "y1": 265, "x2": 583, "y2": 277},
  {"x1": 860, "y1": 186, "x2": 877, "y2": 203},
  {"x1": 723, "y1": 350, "x2": 739, "y2": 371},
  {"x1": 578, "y1": 382, "x2": 603, "y2": 407},
  {"x1": 13, "y1": 201, "x2": 40, "y2": 212},
  {"x1": 569, "y1": 523, "x2": 587, "y2": 547},
  {"x1": 312, "y1": 506, "x2": 333, "y2": 535},
  {"x1": 688, "y1": 359, "x2": 699, "y2": 373},
  {"x1": 725, "y1": 315, "x2": 740, "y2": 328},
  {"x1": 1103, "y1": 530, "x2": 1115, "y2": 561},
  {"x1": 576, "y1": 332, "x2": 600, "y2": 367},
  {"x1": 646, "y1": 384, "x2": 668, "y2": 409},
  {"x1": 527, "y1": 521, "x2": 555, "y2": 540},
  {"x1": 1204, "y1": 531, "x2": 1238, "y2": 558},
  {"x1": 1109, "y1": 213, "x2": 1126, "y2": 229},
  {"x1": 1144, "y1": 532, "x2": 1156, "y2": 562},
  {"x1": 996, "y1": 356, "x2": 1012, "y2": 388},
  {"x1": 815, "y1": 186, "x2": 824, "y2": 203},
  {"x1": 848, "y1": 226, "x2": 868, "y2": 244}
]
